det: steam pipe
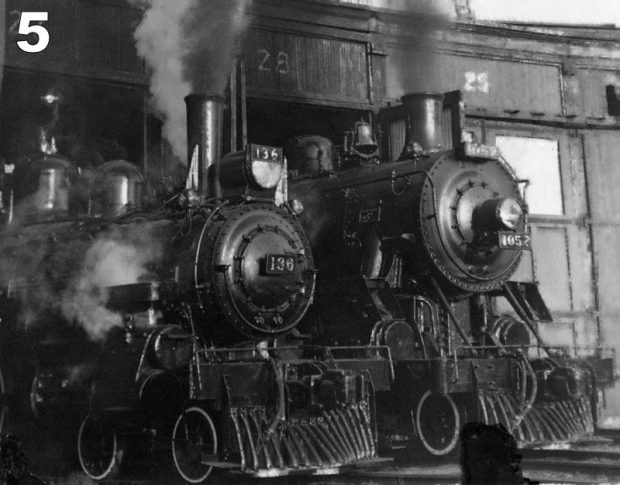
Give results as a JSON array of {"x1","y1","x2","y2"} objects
[
  {"x1": 185, "y1": 94, "x2": 223, "y2": 198},
  {"x1": 430, "y1": 276, "x2": 473, "y2": 347}
]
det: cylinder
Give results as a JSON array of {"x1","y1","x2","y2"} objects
[
  {"x1": 400, "y1": 93, "x2": 444, "y2": 155},
  {"x1": 185, "y1": 94, "x2": 223, "y2": 198}
]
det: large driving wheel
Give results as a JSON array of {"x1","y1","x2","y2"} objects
[
  {"x1": 77, "y1": 415, "x2": 124, "y2": 480},
  {"x1": 415, "y1": 390, "x2": 460, "y2": 456},
  {"x1": 172, "y1": 406, "x2": 218, "y2": 483}
]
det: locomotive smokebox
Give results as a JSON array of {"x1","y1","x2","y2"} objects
[
  {"x1": 185, "y1": 93, "x2": 223, "y2": 198},
  {"x1": 400, "y1": 92, "x2": 444, "y2": 157}
]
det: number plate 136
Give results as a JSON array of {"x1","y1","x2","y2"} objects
[{"x1": 265, "y1": 254, "x2": 296, "y2": 275}]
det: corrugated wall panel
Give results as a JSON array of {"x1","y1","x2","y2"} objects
[
  {"x1": 583, "y1": 130, "x2": 620, "y2": 418},
  {"x1": 531, "y1": 226, "x2": 573, "y2": 312},
  {"x1": 386, "y1": 47, "x2": 562, "y2": 113},
  {"x1": 578, "y1": 69, "x2": 620, "y2": 118},
  {"x1": 584, "y1": 131, "x2": 620, "y2": 223},
  {"x1": 5, "y1": 0, "x2": 143, "y2": 79},
  {"x1": 244, "y1": 28, "x2": 370, "y2": 104},
  {"x1": 581, "y1": 134, "x2": 620, "y2": 316}
]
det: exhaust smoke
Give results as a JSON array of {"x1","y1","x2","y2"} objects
[{"x1": 131, "y1": 0, "x2": 251, "y2": 162}]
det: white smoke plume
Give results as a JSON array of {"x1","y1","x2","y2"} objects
[
  {"x1": 131, "y1": 0, "x2": 251, "y2": 162},
  {"x1": 61, "y1": 225, "x2": 162, "y2": 341}
]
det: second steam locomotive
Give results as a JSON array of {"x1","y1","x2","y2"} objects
[{"x1": 287, "y1": 92, "x2": 615, "y2": 456}]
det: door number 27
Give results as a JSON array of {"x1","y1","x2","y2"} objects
[{"x1": 16, "y1": 12, "x2": 50, "y2": 53}]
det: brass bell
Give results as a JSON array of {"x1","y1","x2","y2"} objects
[{"x1": 352, "y1": 120, "x2": 377, "y2": 151}]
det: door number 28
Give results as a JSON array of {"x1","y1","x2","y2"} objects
[{"x1": 16, "y1": 12, "x2": 50, "y2": 53}]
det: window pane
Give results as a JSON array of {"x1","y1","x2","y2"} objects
[{"x1": 495, "y1": 135, "x2": 563, "y2": 215}]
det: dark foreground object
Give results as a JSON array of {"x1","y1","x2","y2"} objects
[{"x1": 461, "y1": 423, "x2": 539, "y2": 485}]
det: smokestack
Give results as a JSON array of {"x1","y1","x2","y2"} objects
[
  {"x1": 185, "y1": 94, "x2": 223, "y2": 198},
  {"x1": 400, "y1": 93, "x2": 445, "y2": 157}
]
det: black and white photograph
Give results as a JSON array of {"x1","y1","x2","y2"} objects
[{"x1": 0, "y1": 0, "x2": 618, "y2": 483}]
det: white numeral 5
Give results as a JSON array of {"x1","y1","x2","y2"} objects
[{"x1": 17, "y1": 12, "x2": 49, "y2": 53}]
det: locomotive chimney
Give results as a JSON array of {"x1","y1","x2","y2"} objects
[
  {"x1": 400, "y1": 93, "x2": 444, "y2": 158},
  {"x1": 185, "y1": 93, "x2": 223, "y2": 198}
]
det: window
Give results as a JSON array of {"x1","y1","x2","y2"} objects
[
  {"x1": 606, "y1": 85, "x2": 620, "y2": 117},
  {"x1": 495, "y1": 136, "x2": 563, "y2": 216}
]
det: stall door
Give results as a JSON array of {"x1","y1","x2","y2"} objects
[
  {"x1": 485, "y1": 123, "x2": 598, "y2": 354},
  {"x1": 582, "y1": 131, "x2": 620, "y2": 420}
]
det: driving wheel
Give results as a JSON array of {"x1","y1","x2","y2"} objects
[
  {"x1": 415, "y1": 390, "x2": 460, "y2": 456},
  {"x1": 172, "y1": 406, "x2": 218, "y2": 483},
  {"x1": 77, "y1": 414, "x2": 124, "y2": 480}
]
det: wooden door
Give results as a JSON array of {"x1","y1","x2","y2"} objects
[{"x1": 484, "y1": 123, "x2": 598, "y2": 355}]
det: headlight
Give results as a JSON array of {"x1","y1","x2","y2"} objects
[
  {"x1": 219, "y1": 144, "x2": 284, "y2": 191},
  {"x1": 250, "y1": 159, "x2": 282, "y2": 189},
  {"x1": 497, "y1": 198, "x2": 523, "y2": 230},
  {"x1": 248, "y1": 144, "x2": 283, "y2": 189}
]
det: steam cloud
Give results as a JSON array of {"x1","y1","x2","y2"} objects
[
  {"x1": 61, "y1": 224, "x2": 162, "y2": 340},
  {"x1": 62, "y1": 231, "x2": 161, "y2": 340},
  {"x1": 131, "y1": 0, "x2": 251, "y2": 161},
  {"x1": 0, "y1": 221, "x2": 162, "y2": 341}
]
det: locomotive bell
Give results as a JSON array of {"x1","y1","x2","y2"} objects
[
  {"x1": 95, "y1": 160, "x2": 144, "y2": 218},
  {"x1": 400, "y1": 93, "x2": 444, "y2": 157},
  {"x1": 351, "y1": 120, "x2": 378, "y2": 154}
]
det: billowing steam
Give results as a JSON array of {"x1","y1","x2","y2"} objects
[
  {"x1": 131, "y1": 0, "x2": 251, "y2": 161},
  {"x1": 0, "y1": 221, "x2": 163, "y2": 341},
  {"x1": 61, "y1": 225, "x2": 162, "y2": 340}
]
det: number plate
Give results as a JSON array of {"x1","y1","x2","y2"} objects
[
  {"x1": 498, "y1": 232, "x2": 532, "y2": 250},
  {"x1": 265, "y1": 254, "x2": 296, "y2": 275}
]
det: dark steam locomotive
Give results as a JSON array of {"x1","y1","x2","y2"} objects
[
  {"x1": 0, "y1": 94, "x2": 381, "y2": 481},
  {"x1": 0, "y1": 86, "x2": 615, "y2": 483},
  {"x1": 287, "y1": 92, "x2": 616, "y2": 457}
]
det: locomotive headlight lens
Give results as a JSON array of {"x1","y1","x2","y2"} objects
[
  {"x1": 250, "y1": 160, "x2": 282, "y2": 189},
  {"x1": 497, "y1": 198, "x2": 523, "y2": 230},
  {"x1": 247, "y1": 144, "x2": 284, "y2": 189}
]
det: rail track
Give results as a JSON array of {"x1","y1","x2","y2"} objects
[{"x1": 30, "y1": 432, "x2": 620, "y2": 485}]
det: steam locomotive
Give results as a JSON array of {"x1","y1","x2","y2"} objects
[
  {"x1": 0, "y1": 87, "x2": 615, "y2": 482},
  {"x1": 0, "y1": 94, "x2": 382, "y2": 481},
  {"x1": 287, "y1": 92, "x2": 616, "y2": 457}
]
